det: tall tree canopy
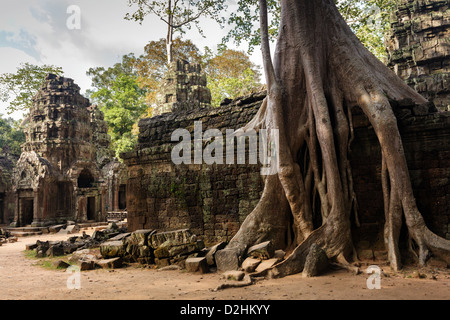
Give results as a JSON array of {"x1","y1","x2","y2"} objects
[
  {"x1": 125, "y1": 0, "x2": 226, "y2": 63},
  {"x1": 216, "y1": 0, "x2": 450, "y2": 277},
  {"x1": 223, "y1": 0, "x2": 396, "y2": 61},
  {"x1": 203, "y1": 48, "x2": 262, "y2": 107},
  {"x1": 0, "y1": 63, "x2": 63, "y2": 115}
]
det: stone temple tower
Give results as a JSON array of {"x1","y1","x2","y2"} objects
[
  {"x1": 11, "y1": 74, "x2": 112, "y2": 227},
  {"x1": 153, "y1": 60, "x2": 212, "y2": 116},
  {"x1": 386, "y1": 0, "x2": 449, "y2": 111}
]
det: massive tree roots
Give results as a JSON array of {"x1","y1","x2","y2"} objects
[{"x1": 219, "y1": 0, "x2": 450, "y2": 278}]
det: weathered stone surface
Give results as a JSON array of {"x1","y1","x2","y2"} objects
[
  {"x1": 149, "y1": 229, "x2": 195, "y2": 249},
  {"x1": 215, "y1": 248, "x2": 240, "y2": 272},
  {"x1": 302, "y1": 244, "x2": 329, "y2": 278},
  {"x1": 154, "y1": 60, "x2": 211, "y2": 116},
  {"x1": 9, "y1": 73, "x2": 123, "y2": 228},
  {"x1": 96, "y1": 257, "x2": 123, "y2": 269},
  {"x1": 185, "y1": 257, "x2": 208, "y2": 273},
  {"x1": 255, "y1": 258, "x2": 280, "y2": 273},
  {"x1": 77, "y1": 259, "x2": 95, "y2": 271},
  {"x1": 205, "y1": 242, "x2": 227, "y2": 266},
  {"x1": 46, "y1": 243, "x2": 65, "y2": 257},
  {"x1": 25, "y1": 243, "x2": 38, "y2": 250},
  {"x1": 52, "y1": 260, "x2": 70, "y2": 269},
  {"x1": 247, "y1": 241, "x2": 274, "y2": 260},
  {"x1": 100, "y1": 240, "x2": 126, "y2": 258},
  {"x1": 386, "y1": 0, "x2": 450, "y2": 111},
  {"x1": 242, "y1": 257, "x2": 261, "y2": 273}
]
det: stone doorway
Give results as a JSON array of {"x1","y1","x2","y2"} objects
[
  {"x1": 87, "y1": 197, "x2": 96, "y2": 221},
  {"x1": 118, "y1": 184, "x2": 126, "y2": 210},
  {"x1": 20, "y1": 198, "x2": 34, "y2": 226}
]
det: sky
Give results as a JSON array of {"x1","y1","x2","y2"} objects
[{"x1": 0, "y1": 0, "x2": 264, "y2": 120}]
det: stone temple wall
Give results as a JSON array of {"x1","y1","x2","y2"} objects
[
  {"x1": 122, "y1": 92, "x2": 265, "y2": 244},
  {"x1": 123, "y1": 91, "x2": 450, "y2": 249},
  {"x1": 386, "y1": 0, "x2": 450, "y2": 111}
]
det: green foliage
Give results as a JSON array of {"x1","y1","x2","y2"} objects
[
  {"x1": 89, "y1": 72, "x2": 147, "y2": 158},
  {"x1": 204, "y1": 48, "x2": 262, "y2": 106},
  {"x1": 0, "y1": 115, "x2": 25, "y2": 157},
  {"x1": 224, "y1": 0, "x2": 396, "y2": 62},
  {"x1": 0, "y1": 63, "x2": 63, "y2": 114},
  {"x1": 208, "y1": 68, "x2": 261, "y2": 107},
  {"x1": 336, "y1": 0, "x2": 396, "y2": 62},
  {"x1": 221, "y1": 0, "x2": 280, "y2": 54}
]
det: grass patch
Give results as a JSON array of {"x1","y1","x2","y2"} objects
[{"x1": 23, "y1": 249, "x2": 74, "y2": 270}]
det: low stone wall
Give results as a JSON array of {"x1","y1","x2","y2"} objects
[
  {"x1": 122, "y1": 92, "x2": 266, "y2": 245},
  {"x1": 123, "y1": 92, "x2": 450, "y2": 247}
]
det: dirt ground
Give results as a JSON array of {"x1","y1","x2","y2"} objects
[{"x1": 0, "y1": 229, "x2": 448, "y2": 301}]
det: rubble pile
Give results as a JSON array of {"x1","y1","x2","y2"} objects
[{"x1": 0, "y1": 228, "x2": 17, "y2": 245}]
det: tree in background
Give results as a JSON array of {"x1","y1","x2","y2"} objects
[
  {"x1": 88, "y1": 63, "x2": 148, "y2": 158},
  {"x1": 125, "y1": 0, "x2": 226, "y2": 64},
  {"x1": 133, "y1": 37, "x2": 204, "y2": 109},
  {"x1": 336, "y1": 0, "x2": 396, "y2": 62},
  {"x1": 222, "y1": 0, "x2": 396, "y2": 62},
  {"x1": 0, "y1": 63, "x2": 63, "y2": 115},
  {"x1": 0, "y1": 115, "x2": 25, "y2": 158},
  {"x1": 203, "y1": 48, "x2": 262, "y2": 107}
]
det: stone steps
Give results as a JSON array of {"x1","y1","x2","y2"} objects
[{"x1": 6, "y1": 227, "x2": 47, "y2": 237}]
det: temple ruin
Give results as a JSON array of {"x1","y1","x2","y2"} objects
[
  {"x1": 10, "y1": 74, "x2": 121, "y2": 227},
  {"x1": 153, "y1": 60, "x2": 212, "y2": 116},
  {"x1": 386, "y1": 0, "x2": 449, "y2": 111}
]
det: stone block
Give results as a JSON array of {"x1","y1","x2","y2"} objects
[
  {"x1": 205, "y1": 241, "x2": 227, "y2": 266},
  {"x1": 149, "y1": 229, "x2": 195, "y2": 249},
  {"x1": 247, "y1": 241, "x2": 274, "y2": 260},
  {"x1": 255, "y1": 258, "x2": 280, "y2": 273},
  {"x1": 100, "y1": 240, "x2": 126, "y2": 258},
  {"x1": 185, "y1": 257, "x2": 208, "y2": 274},
  {"x1": 242, "y1": 257, "x2": 261, "y2": 273},
  {"x1": 215, "y1": 248, "x2": 240, "y2": 272},
  {"x1": 53, "y1": 260, "x2": 70, "y2": 269},
  {"x1": 96, "y1": 257, "x2": 123, "y2": 269}
]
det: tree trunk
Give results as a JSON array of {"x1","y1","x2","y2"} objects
[
  {"x1": 166, "y1": 0, "x2": 174, "y2": 64},
  {"x1": 219, "y1": 0, "x2": 450, "y2": 276}
]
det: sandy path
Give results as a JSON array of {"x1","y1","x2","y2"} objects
[{"x1": 0, "y1": 231, "x2": 448, "y2": 301}]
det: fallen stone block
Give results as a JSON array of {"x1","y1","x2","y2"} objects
[
  {"x1": 185, "y1": 257, "x2": 208, "y2": 274},
  {"x1": 129, "y1": 229, "x2": 154, "y2": 247},
  {"x1": 26, "y1": 243, "x2": 38, "y2": 251},
  {"x1": 215, "y1": 248, "x2": 240, "y2": 272},
  {"x1": 46, "y1": 244, "x2": 65, "y2": 257},
  {"x1": 49, "y1": 225, "x2": 65, "y2": 233},
  {"x1": 247, "y1": 241, "x2": 274, "y2": 260},
  {"x1": 53, "y1": 260, "x2": 71, "y2": 269},
  {"x1": 149, "y1": 229, "x2": 196, "y2": 249},
  {"x1": 96, "y1": 257, "x2": 123, "y2": 269},
  {"x1": 255, "y1": 258, "x2": 280, "y2": 273},
  {"x1": 242, "y1": 257, "x2": 261, "y2": 273},
  {"x1": 77, "y1": 259, "x2": 95, "y2": 271},
  {"x1": 302, "y1": 244, "x2": 329, "y2": 278},
  {"x1": 205, "y1": 242, "x2": 227, "y2": 266},
  {"x1": 100, "y1": 240, "x2": 126, "y2": 258}
]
